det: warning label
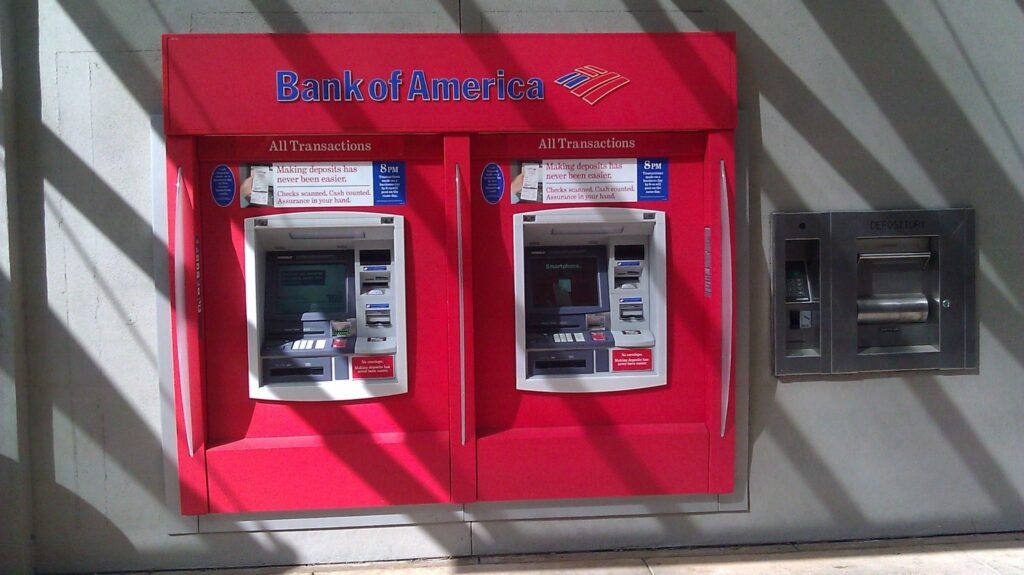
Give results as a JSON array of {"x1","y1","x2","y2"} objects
[
  {"x1": 351, "y1": 355, "x2": 395, "y2": 379},
  {"x1": 611, "y1": 349, "x2": 653, "y2": 372}
]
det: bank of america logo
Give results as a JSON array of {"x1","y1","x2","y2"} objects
[{"x1": 555, "y1": 65, "x2": 631, "y2": 105}]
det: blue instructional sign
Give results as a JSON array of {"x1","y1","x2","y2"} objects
[
  {"x1": 481, "y1": 163, "x2": 505, "y2": 204},
  {"x1": 637, "y1": 158, "x2": 669, "y2": 201},
  {"x1": 211, "y1": 164, "x2": 236, "y2": 207},
  {"x1": 372, "y1": 161, "x2": 406, "y2": 205}
]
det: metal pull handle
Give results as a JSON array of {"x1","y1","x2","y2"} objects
[
  {"x1": 858, "y1": 251, "x2": 931, "y2": 263},
  {"x1": 455, "y1": 163, "x2": 467, "y2": 446},
  {"x1": 719, "y1": 160, "x2": 733, "y2": 438},
  {"x1": 173, "y1": 167, "x2": 195, "y2": 456}
]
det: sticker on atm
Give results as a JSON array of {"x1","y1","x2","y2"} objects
[
  {"x1": 509, "y1": 157, "x2": 668, "y2": 204},
  {"x1": 351, "y1": 355, "x2": 395, "y2": 379},
  {"x1": 611, "y1": 349, "x2": 653, "y2": 371}
]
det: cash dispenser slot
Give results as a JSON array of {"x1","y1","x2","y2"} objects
[{"x1": 263, "y1": 357, "x2": 333, "y2": 383}]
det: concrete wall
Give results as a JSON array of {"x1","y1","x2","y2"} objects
[{"x1": 5, "y1": 1, "x2": 1022, "y2": 573}]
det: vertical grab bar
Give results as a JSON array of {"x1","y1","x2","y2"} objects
[
  {"x1": 174, "y1": 167, "x2": 195, "y2": 456},
  {"x1": 455, "y1": 163, "x2": 467, "y2": 446},
  {"x1": 719, "y1": 160, "x2": 733, "y2": 438}
]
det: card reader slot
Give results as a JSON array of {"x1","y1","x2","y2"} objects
[
  {"x1": 262, "y1": 356, "x2": 333, "y2": 383},
  {"x1": 614, "y1": 277, "x2": 640, "y2": 289}
]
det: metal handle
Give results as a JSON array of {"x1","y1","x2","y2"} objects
[
  {"x1": 173, "y1": 167, "x2": 195, "y2": 456},
  {"x1": 719, "y1": 160, "x2": 733, "y2": 438},
  {"x1": 858, "y1": 251, "x2": 931, "y2": 263},
  {"x1": 857, "y1": 294, "x2": 929, "y2": 324},
  {"x1": 455, "y1": 163, "x2": 467, "y2": 446}
]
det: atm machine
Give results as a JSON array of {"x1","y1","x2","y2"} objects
[
  {"x1": 163, "y1": 33, "x2": 737, "y2": 514},
  {"x1": 468, "y1": 131, "x2": 735, "y2": 503},
  {"x1": 515, "y1": 208, "x2": 666, "y2": 392},
  {"x1": 245, "y1": 212, "x2": 406, "y2": 401}
]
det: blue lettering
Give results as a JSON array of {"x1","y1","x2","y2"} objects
[
  {"x1": 407, "y1": 70, "x2": 429, "y2": 101},
  {"x1": 462, "y1": 78, "x2": 480, "y2": 101},
  {"x1": 323, "y1": 78, "x2": 341, "y2": 101},
  {"x1": 432, "y1": 78, "x2": 460, "y2": 101},
  {"x1": 344, "y1": 70, "x2": 364, "y2": 101},
  {"x1": 277, "y1": 69, "x2": 545, "y2": 104},
  {"x1": 300, "y1": 79, "x2": 320, "y2": 102},
  {"x1": 526, "y1": 78, "x2": 544, "y2": 100},
  {"x1": 481, "y1": 78, "x2": 495, "y2": 101},
  {"x1": 506, "y1": 78, "x2": 524, "y2": 101},
  {"x1": 388, "y1": 70, "x2": 403, "y2": 101},
  {"x1": 368, "y1": 78, "x2": 388, "y2": 102},
  {"x1": 276, "y1": 70, "x2": 299, "y2": 102}
]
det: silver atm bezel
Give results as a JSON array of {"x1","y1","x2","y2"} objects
[
  {"x1": 244, "y1": 211, "x2": 408, "y2": 401},
  {"x1": 513, "y1": 207, "x2": 668, "y2": 393}
]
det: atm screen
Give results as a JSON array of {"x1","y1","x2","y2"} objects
[
  {"x1": 275, "y1": 263, "x2": 348, "y2": 315},
  {"x1": 529, "y1": 257, "x2": 600, "y2": 308}
]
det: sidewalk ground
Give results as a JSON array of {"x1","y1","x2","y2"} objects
[{"x1": 147, "y1": 531, "x2": 1023, "y2": 575}]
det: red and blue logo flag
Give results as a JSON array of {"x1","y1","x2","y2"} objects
[{"x1": 554, "y1": 65, "x2": 631, "y2": 105}]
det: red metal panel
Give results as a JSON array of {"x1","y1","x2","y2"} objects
[
  {"x1": 477, "y1": 424, "x2": 709, "y2": 501},
  {"x1": 706, "y1": 131, "x2": 736, "y2": 493},
  {"x1": 206, "y1": 431, "x2": 450, "y2": 513},
  {"x1": 163, "y1": 34, "x2": 736, "y2": 135},
  {"x1": 166, "y1": 135, "x2": 210, "y2": 514},
  {"x1": 445, "y1": 135, "x2": 477, "y2": 503}
]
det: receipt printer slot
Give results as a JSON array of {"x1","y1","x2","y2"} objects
[
  {"x1": 365, "y1": 308, "x2": 392, "y2": 327},
  {"x1": 619, "y1": 302, "x2": 644, "y2": 320}
]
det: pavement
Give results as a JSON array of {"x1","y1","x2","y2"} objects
[{"x1": 149, "y1": 532, "x2": 1023, "y2": 574}]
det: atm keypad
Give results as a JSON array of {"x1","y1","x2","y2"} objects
[
  {"x1": 553, "y1": 332, "x2": 586, "y2": 343},
  {"x1": 288, "y1": 338, "x2": 335, "y2": 351}
]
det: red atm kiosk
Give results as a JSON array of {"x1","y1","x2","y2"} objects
[{"x1": 163, "y1": 34, "x2": 735, "y2": 514}]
